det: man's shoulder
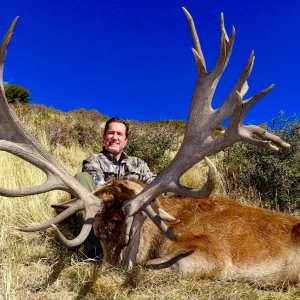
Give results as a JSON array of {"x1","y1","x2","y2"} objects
[
  {"x1": 125, "y1": 155, "x2": 146, "y2": 166},
  {"x1": 83, "y1": 151, "x2": 116, "y2": 174},
  {"x1": 124, "y1": 155, "x2": 154, "y2": 179},
  {"x1": 124, "y1": 155, "x2": 151, "y2": 173},
  {"x1": 84, "y1": 152, "x2": 108, "y2": 164}
]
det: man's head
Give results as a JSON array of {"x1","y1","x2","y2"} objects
[{"x1": 103, "y1": 117, "x2": 129, "y2": 159}]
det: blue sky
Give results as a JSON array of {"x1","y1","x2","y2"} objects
[{"x1": 1, "y1": 0, "x2": 299, "y2": 124}]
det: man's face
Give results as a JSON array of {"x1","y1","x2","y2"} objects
[{"x1": 103, "y1": 122, "x2": 128, "y2": 157}]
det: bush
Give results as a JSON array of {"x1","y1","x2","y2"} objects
[
  {"x1": 45, "y1": 114, "x2": 103, "y2": 153},
  {"x1": 220, "y1": 113, "x2": 300, "y2": 211},
  {"x1": 5, "y1": 84, "x2": 31, "y2": 103},
  {"x1": 126, "y1": 121, "x2": 183, "y2": 174},
  {"x1": 12, "y1": 104, "x2": 104, "y2": 153}
]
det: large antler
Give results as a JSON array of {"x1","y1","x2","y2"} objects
[
  {"x1": 0, "y1": 18, "x2": 103, "y2": 247},
  {"x1": 122, "y1": 8, "x2": 290, "y2": 239}
]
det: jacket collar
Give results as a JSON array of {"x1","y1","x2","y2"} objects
[{"x1": 102, "y1": 147, "x2": 128, "y2": 164}]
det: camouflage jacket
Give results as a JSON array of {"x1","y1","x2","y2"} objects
[{"x1": 82, "y1": 148, "x2": 155, "y2": 188}]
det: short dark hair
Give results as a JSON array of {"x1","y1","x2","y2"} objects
[{"x1": 104, "y1": 117, "x2": 130, "y2": 137}]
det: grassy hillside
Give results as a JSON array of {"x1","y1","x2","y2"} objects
[{"x1": 0, "y1": 104, "x2": 299, "y2": 299}]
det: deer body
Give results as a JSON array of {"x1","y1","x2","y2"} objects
[{"x1": 93, "y1": 179, "x2": 300, "y2": 285}]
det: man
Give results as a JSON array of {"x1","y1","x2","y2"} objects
[
  {"x1": 76, "y1": 117, "x2": 155, "y2": 191},
  {"x1": 75, "y1": 117, "x2": 155, "y2": 258}
]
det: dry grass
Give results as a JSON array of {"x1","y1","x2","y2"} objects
[
  {"x1": 179, "y1": 153, "x2": 227, "y2": 195},
  {"x1": 0, "y1": 106, "x2": 300, "y2": 299}
]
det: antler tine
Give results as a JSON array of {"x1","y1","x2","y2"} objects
[
  {"x1": 182, "y1": 7, "x2": 206, "y2": 75},
  {"x1": 51, "y1": 208, "x2": 96, "y2": 248},
  {"x1": 240, "y1": 84, "x2": 274, "y2": 121},
  {"x1": 184, "y1": 13, "x2": 235, "y2": 134},
  {"x1": 212, "y1": 13, "x2": 235, "y2": 78},
  {"x1": 20, "y1": 199, "x2": 85, "y2": 232},
  {"x1": 0, "y1": 17, "x2": 19, "y2": 85},
  {"x1": 243, "y1": 125, "x2": 291, "y2": 150},
  {"x1": 0, "y1": 18, "x2": 104, "y2": 247},
  {"x1": 168, "y1": 157, "x2": 217, "y2": 198},
  {"x1": 143, "y1": 205, "x2": 177, "y2": 240},
  {"x1": 225, "y1": 88, "x2": 291, "y2": 151},
  {"x1": 215, "y1": 51, "x2": 255, "y2": 124},
  {"x1": 52, "y1": 223, "x2": 93, "y2": 248},
  {"x1": 123, "y1": 8, "x2": 290, "y2": 241}
]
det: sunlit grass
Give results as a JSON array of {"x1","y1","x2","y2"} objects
[{"x1": 180, "y1": 154, "x2": 226, "y2": 195}]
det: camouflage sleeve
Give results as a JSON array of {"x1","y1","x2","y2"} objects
[
  {"x1": 136, "y1": 159, "x2": 156, "y2": 183},
  {"x1": 82, "y1": 156, "x2": 107, "y2": 188}
]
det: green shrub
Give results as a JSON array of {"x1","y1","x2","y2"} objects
[
  {"x1": 5, "y1": 84, "x2": 31, "y2": 103},
  {"x1": 126, "y1": 121, "x2": 182, "y2": 173},
  {"x1": 220, "y1": 113, "x2": 300, "y2": 211},
  {"x1": 12, "y1": 104, "x2": 104, "y2": 153}
]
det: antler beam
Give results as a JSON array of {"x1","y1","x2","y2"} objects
[
  {"x1": 122, "y1": 8, "x2": 290, "y2": 239},
  {"x1": 0, "y1": 18, "x2": 104, "y2": 247}
]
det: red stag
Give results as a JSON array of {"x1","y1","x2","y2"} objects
[{"x1": 0, "y1": 8, "x2": 297, "y2": 285}]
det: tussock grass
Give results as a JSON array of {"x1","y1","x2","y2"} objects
[{"x1": 0, "y1": 105, "x2": 299, "y2": 299}]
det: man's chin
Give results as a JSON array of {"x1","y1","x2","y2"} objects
[{"x1": 107, "y1": 147, "x2": 121, "y2": 155}]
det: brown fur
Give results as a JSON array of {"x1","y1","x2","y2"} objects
[{"x1": 93, "y1": 179, "x2": 300, "y2": 285}]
